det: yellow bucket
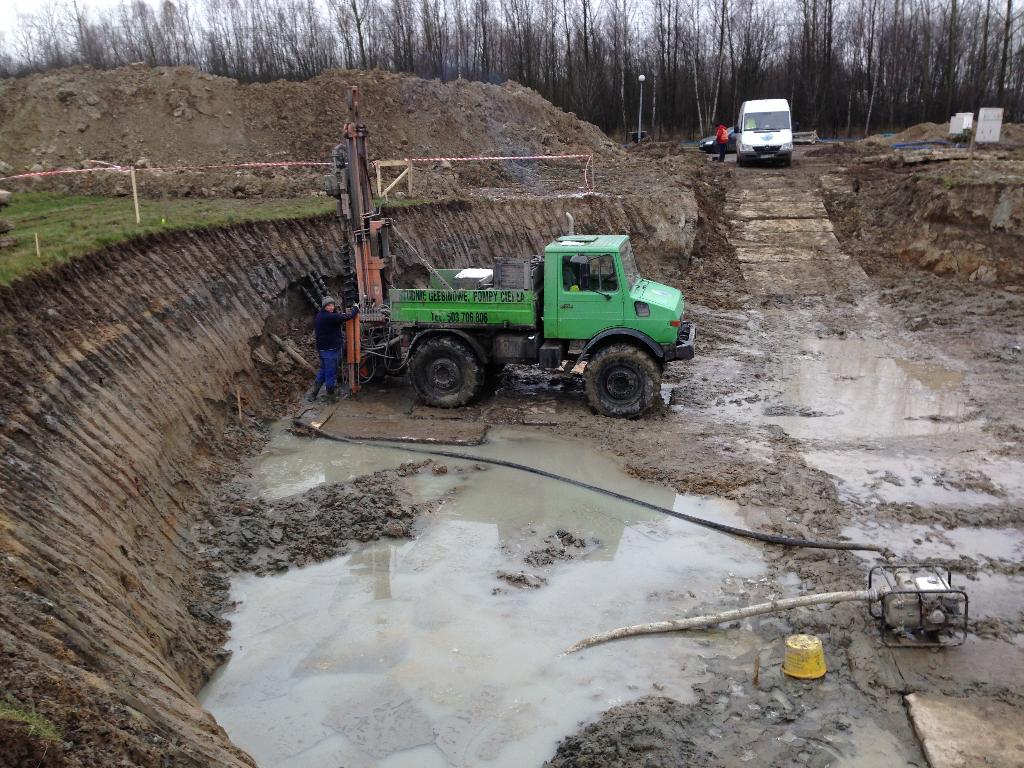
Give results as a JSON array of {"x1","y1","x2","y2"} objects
[{"x1": 782, "y1": 634, "x2": 827, "y2": 679}]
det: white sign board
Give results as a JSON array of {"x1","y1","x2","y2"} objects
[
  {"x1": 976, "y1": 108, "x2": 1004, "y2": 143},
  {"x1": 949, "y1": 112, "x2": 974, "y2": 135}
]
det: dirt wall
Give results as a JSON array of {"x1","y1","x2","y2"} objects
[
  {"x1": 824, "y1": 161, "x2": 1024, "y2": 285},
  {"x1": 387, "y1": 193, "x2": 700, "y2": 296},
  {"x1": 0, "y1": 217, "x2": 345, "y2": 766}
]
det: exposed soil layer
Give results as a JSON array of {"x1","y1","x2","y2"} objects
[
  {"x1": 0, "y1": 217, "x2": 359, "y2": 766},
  {"x1": 821, "y1": 155, "x2": 1024, "y2": 284}
]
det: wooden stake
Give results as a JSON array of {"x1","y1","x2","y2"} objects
[
  {"x1": 235, "y1": 386, "x2": 243, "y2": 425},
  {"x1": 753, "y1": 654, "x2": 761, "y2": 687},
  {"x1": 34, "y1": 232, "x2": 41, "y2": 260},
  {"x1": 130, "y1": 167, "x2": 140, "y2": 224}
]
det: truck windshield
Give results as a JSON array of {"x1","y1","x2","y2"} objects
[
  {"x1": 620, "y1": 243, "x2": 640, "y2": 289},
  {"x1": 743, "y1": 111, "x2": 791, "y2": 131}
]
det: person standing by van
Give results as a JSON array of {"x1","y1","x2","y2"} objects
[{"x1": 715, "y1": 122, "x2": 729, "y2": 163}]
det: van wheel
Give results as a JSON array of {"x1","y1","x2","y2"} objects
[
  {"x1": 410, "y1": 335, "x2": 484, "y2": 407},
  {"x1": 584, "y1": 344, "x2": 662, "y2": 418},
  {"x1": 781, "y1": 157, "x2": 792, "y2": 168},
  {"x1": 737, "y1": 157, "x2": 746, "y2": 168}
]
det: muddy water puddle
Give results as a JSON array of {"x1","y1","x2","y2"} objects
[
  {"x1": 201, "y1": 427, "x2": 765, "y2": 767},
  {"x1": 802, "y1": 449, "x2": 1024, "y2": 507},
  {"x1": 762, "y1": 338, "x2": 976, "y2": 440},
  {"x1": 842, "y1": 519, "x2": 1024, "y2": 563}
]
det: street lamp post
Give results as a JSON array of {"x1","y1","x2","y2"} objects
[{"x1": 637, "y1": 74, "x2": 646, "y2": 143}]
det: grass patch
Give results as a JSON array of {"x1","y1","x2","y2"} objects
[
  {"x1": 0, "y1": 192, "x2": 334, "y2": 285},
  {"x1": 377, "y1": 196, "x2": 430, "y2": 208},
  {"x1": 0, "y1": 698, "x2": 63, "y2": 743}
]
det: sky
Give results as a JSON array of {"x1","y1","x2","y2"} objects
[{"x1": 0, "y1": 0, "x2": 124, "y2": 36}]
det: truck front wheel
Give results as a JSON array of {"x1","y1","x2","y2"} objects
[
  {"x1": 409, "y1": 335, "x2": 484, "y2": 408},
  {"x1": 584, "y1": 344, "x2": 662, "y2": 418}
]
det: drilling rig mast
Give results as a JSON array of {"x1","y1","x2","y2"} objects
[{"x1": 324, "y1": 86, "x2": 393, "y2": 394}]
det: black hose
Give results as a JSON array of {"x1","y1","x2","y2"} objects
[{"x1": 297, "y1": 420, "x2": 886, "y2": 553}]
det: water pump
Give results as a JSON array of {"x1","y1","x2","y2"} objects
[{"x1": 868, "y1": 563, "x2": 968, "y2": 647}]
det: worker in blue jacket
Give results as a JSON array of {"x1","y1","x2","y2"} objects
[{"x1": 306, "y1": 296, "x2": 359, "y2": 402}]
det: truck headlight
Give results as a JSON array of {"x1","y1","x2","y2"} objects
[
  {"x1": 738, "y1": 142, "x2": 749, "y2": 152},
  {"x1": 781, "y1": 142, "x2": 793, "y2": 151}
]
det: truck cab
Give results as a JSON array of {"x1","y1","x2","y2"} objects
[
  {"x1": 543, "y1": 235, "x2": 690, "y2": 357},
  {"x1": 391, "y1": 234, "x2": 695, "y2": 417}
]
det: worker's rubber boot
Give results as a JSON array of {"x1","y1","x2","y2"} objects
[
  {"x1": 325, "y1": 387, "x2": 339, "y2": 403},
  {"x1": 304, "y1": 383, "x2": 322, "y2": 404}
]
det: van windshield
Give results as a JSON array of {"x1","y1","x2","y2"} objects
[{"x1": 743, "y1": 111, "x2": 791, "y2": 131}]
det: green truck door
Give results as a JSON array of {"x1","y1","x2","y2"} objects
[{"x1": 555, "y1": 252, "x2": 625, "y2": 339}]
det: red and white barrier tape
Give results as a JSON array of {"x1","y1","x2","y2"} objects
[
  {"x1": 379, "y1": 153, "x2": 595, "y2": 192},
  {"x1": 0, "y1": 160, "x2": 330, "y2": 183},
  {"x1": 397, "y1": 153, "x2": 593, "y2": 163},
  {"x1": 1, "y1": 154, "x2": 596, "y2": 191}
]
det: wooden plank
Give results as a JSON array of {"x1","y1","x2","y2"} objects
[
  {"x1": 724, "y1": 201, "x2": 827, "y2": 219},
  {"x1": 317, "y1": 414, "x2": 489, "y2": 446},
  {"x1": 730, "y1": 229, "x2": 842, "y2": 253},
  {"x1": 732, "y1": 218, "x2": 836, "y2": 234},
  {"x1": 733, "y1": 246, "x2": 848, "y2": 263}
]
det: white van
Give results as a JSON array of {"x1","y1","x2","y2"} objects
[{"x1": 735, "y1": 98, "x2": 793, "y2": 167}]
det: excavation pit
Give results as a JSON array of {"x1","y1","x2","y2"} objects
[{"x1": 199, "y1": 426, "x2": 766, "y2": 767}]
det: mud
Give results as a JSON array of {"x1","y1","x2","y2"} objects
[
  {"x1": 544, "y1": 697, "x2": 720, "y2": 768},
  {"x1": 1, "y1": 88, "x2": 1022, "y2": 768},
  {"x1": 200, "y1": 461, "x2": 435, "y2": 575}
]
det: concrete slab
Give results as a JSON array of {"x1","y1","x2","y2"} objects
[
  {"x1": 728, "y1": 202, "x2": 829, "y2": 220},
  {"x1": 733, "y1": 246, "x2": 849, "y2": 263},
  {"x1": 730, "y1": 229, "x2": 841, "y2": 252},
  {"x1": 905, "y1": 693, "x2": 1024, "y2": 768},
  {"x1": 732, "y1": 218, "x2": 836, "y2": 235}
]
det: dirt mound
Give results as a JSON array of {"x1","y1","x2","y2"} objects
[
  {"x1": 0, "y1": 65, "x2": 616, "y2": 177},
  {"x1": 865, "y1": 121, "x2": 1024, "y2": 146},
  {"x1": 544, "y1": 696, "x2": 721, "y2": 768}
]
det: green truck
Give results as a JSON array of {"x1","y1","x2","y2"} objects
[{"x1": 389, "y1": 234, "x2": 695, "y2": 417}]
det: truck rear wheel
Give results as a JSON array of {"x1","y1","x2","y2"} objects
[
  {"x1": 584, "y1": 343, "x2": 662, "y2": 418},
  {"x1": 409, "y1": 335, "x2": 484, "y2": 408}
]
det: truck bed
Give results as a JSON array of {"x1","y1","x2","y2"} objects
[{"x1": 389, "y1": 286, "x2": 538, "y2": 329}]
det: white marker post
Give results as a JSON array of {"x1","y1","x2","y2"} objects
[{"x1": 130, "y1": 167, "x2": 140, "y2": 224}]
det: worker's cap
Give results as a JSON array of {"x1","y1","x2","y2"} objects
[{"x1": 321, "y1": 296, "x2": 337, "y2": 308}]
